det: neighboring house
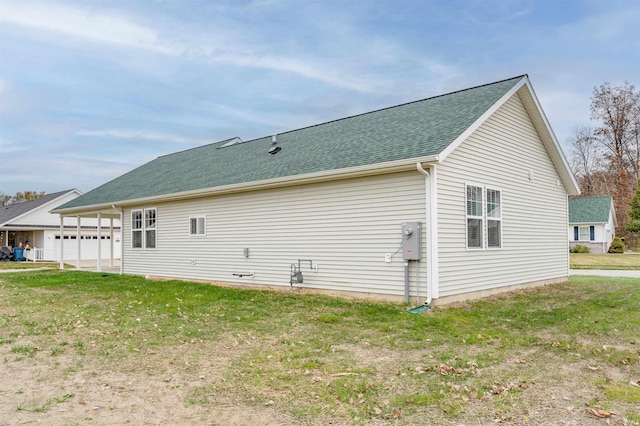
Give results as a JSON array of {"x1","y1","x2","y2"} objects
[
  {"x1": 568, "y1": 196, "x2": 617, "y2": 254},
  {"x1": 0, "y1": 189, "x2": 121, "y2": 262},
  {"x1": 54, "y1": 75, "x2": 580, "y2": 304}
]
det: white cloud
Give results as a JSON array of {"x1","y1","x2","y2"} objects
[
  {"x1": 0, "y1": 1, "x2": 183, "y2": 55},
  {"x1": 0, "y1": 1, "x2": 387, "y2": 93},
  {"x1": 77, "y1": 129, "x2": 212, "y2": 145}
]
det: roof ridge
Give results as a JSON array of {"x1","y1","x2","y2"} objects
[
  {"x1": 253, "y1": 75, "x2": 527, "y2": 142},
  {"x1": 570, "y1": 195, "x2": 611, "y2": 200},
  {"x1": 158, "y1": 137, "x2": 242, "y2": 159},
  {"x1": 158, "y1": 75, "x2": 528, "y2": 156}
]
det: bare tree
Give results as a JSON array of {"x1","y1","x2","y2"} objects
[
  {"x1": 568, "y1": 125, "x2": 602, "y2": 195},
  {"x1": 0, "y1": 191, "x2": 46, "y2": 206},
  {"x1": 569, "y1": 81, "x2": 639, "y2": 245},
  {"x1": 0, "y1": 192, "x2": 10, "y2": 207},
  {"x1": 590, "y1": 81, "x2": 640, "y2": 181}
]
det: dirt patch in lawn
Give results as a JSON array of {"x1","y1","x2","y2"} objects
[{"x1": 0, "y1": 336, "x2": 292, "y2": 426}]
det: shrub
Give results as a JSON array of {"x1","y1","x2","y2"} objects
[
  {"x1": 570, "y1": 245, "x2": 591, "y2": 253},
  {"x1": 608, "y1": 237, "x2": 626, "y2": 254}
]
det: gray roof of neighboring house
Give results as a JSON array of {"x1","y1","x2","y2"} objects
[
  {"x1": 57, "y1": 76, "x2": 526, "y2": 210},
  {"x1": 568, "y1": 196, "x2": 614, "y2": 224},
  {"x1": 0, "y1": 190, "x2": 74, "y2": 226}
]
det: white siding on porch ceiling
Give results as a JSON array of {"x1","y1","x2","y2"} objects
[
  {"x1": 122, "y1": 172, "x2": 428, "y2": 299},
  {"x1": 437, "y1": 93, "x2": 569, "y2": 298}
]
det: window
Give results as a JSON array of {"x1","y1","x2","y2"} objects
[
  {"x1": 132, "y1": 208, "x2": 156, "y2": 249},
  {"x1": 132, "y1": 210, "x2": 143, "y2": 248},
  {"x1": 190, "y1": 216, "x2": 206, "y2": 236},
  {"x1": 466, "y1": 185, "x2": 483, "y2": 249},
  {"x1": 145, "y1": 209, "x2": 156, "y2": 249},
  {"x1": 577, "y1": 225, "x2": 594, "y2": 241},
  {"x1": 486, "y1": 189, "x2": 502, "y2": 248},
  {"x1": 466, "y1": 184, "x2": 502, "y2": 249}
]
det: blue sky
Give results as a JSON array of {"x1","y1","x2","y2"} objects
[{"x1": 1, "y1": 0, "x2": 639, "y2": 195}]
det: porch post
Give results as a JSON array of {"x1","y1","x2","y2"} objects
[
  {"x1": 109, "y1": 217, "x2": 114, "y2": 268},
  {"x1": 76, "y1": 216, "x2": 81, "y2": 270},
  {"x1": 97, "y1": 213, "x2": 102, "y2": 272},
  {"x1": 59, "y1": 216, "x2": 64, "y2": 269}
]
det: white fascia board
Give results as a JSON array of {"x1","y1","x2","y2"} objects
[
  {"x1": 609, "y1": 200, "x2": 618, "y2": 227},
  {"x1": 437, "y1": 76, "x2": 528, "y2": 163},
  {"x1": 55, "y1": 155, "x2": 439, "y2": 215},
  {"x1": 4, "y1": 189, "x2": 81, "y2": 225}
]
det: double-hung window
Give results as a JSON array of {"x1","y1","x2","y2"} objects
[
  {"x1": 145, "y1": 209, "x2": 156, "y2": 249},
  {"x1": 190, "y1": 216, "x2": 206, "y2": 236},
  {"x1": 575, "y1": 225, "x2": 594, "y2": 241},
  {"x1": 486, "y1": 189, "x2": 502, "y2": 248},
  {"x1": 131, "y1": 210, "x2": 143, "y2": 249},
  {"x1": 131, "y1": 208, "x2": 157, "y2": 249},
  {"x1": 466, "y1": 185, "x2": 483, "y2": 249},
  {"x1": 466, "y1": 184, "x2": 502, "y2": 249}
]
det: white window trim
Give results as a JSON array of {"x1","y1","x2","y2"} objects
[
  {"x1": 486, "y1": 187, "x2": 502, "y2": 250},
  {"x1": 131, "y1": 209, "x2": 143, "y2": 250},
  {"x1": 131, "y1": 207, "x2": 157, "y2": 250},
  {"x1": 465, "y1": 183, "x2": 484, "y2": 250},
  {"x1": 465, "y1": 183, "x2": 503, "y2": 251},
  {"x1": 189, "y1": 216, "x2": 207, "y2": 237},
  {"x1": 144, "y1": 208, "x2": 157, "y2": 249},
  {"x1": 578, "y1": 225, "x2": 592, "y2": 242}
]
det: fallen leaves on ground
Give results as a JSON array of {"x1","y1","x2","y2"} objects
[{"x1": 585, "y1": 407, "x2": 614, "y2": 418}]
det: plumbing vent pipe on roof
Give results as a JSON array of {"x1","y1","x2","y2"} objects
[{"x1": 268, "y1": 134, "x2": 281, "y2": 155}]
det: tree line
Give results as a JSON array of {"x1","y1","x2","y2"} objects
[
  {"x1": 568, "y1": 81, "x2": 640, "y2": 248},
  {"x1": 0, "y1": 191, "x2": 46, "y2": 207}
]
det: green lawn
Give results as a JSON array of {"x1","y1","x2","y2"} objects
[
  {"x1": 0, "y1": 261, "x2": 61, "y2": 270},
  {"x1": 0, "y1": 270, "x2": 638, "y2": 425},
  {"x1": 570, "y1": 253, "x2": 640, "y2": 270}
]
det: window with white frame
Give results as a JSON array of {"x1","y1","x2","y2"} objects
[
  {"x1": 466, "y1": 185, "x2": 483, "y2": 249},
  {"x1": 190, "y1": 216, "x2": 206, "y2": 236},
  {"x1": 131, "y1": 208, "x2": 156, "y2": 249},
  {"x1": 145, "y1": 208, "x2": 157, "y2": 249},
  {"x1": 466, "y1": 185, "x2": 502, "y2": 249},
  {"x1": 131, "y1": 210, "x2": 143, "y2": 249},
  {"x1": 486, "y1": 188, "x2": 502, "y2": 248},
  {"x1": 576, "y1": 225, "x2": 594, "y2": 241}
]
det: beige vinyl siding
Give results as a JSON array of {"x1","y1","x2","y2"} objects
[
  {"x1": 122, "y1": 172, "x2": 427, "y2": 299},
  {"x1": 437, "y1": 93, "x2": 569, "y2": 297}
]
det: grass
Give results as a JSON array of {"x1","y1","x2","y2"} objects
[
  {"x1": 0, "y1": 269, "x2": 639, "y2": 424},
  {"x1": 16, "y1": 393, "x2": 75, "y2": 412},
  {"x1": 0, "y1": 261, "x2": 62, "y2": 270},
  {"x1": 570, "y1": 252, "x2": 640, "y2": 269}
]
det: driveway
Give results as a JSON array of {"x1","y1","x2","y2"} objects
[{"x1": 570, "y1": 269, "x2": 640, "y2": 279}]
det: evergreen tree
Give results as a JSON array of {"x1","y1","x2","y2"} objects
[{"x1": 626, "y1": 179, "x2": 640, "y2": 234}]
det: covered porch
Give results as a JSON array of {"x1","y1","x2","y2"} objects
[{"x1": 58, "y1": 207, "x2": 122, "y2": 273}]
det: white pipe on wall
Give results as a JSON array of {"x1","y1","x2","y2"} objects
[{"x1": 416, "y1": 162, "x2": 439, "y2": 305}]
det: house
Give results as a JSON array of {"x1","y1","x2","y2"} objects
[
  {"x1": 0, "y1": 189, "x2": 121, "y2": 262},
  {"x1": 53, "y1": 75, "x2": 580, "y2": 304},
  {"x1": 568, "y1": 196, "x2": 617, "y2": 254}
]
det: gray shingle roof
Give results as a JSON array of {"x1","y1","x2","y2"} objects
[
  {"x1": 58, "y1": 76, "x2": 524, "y2": 210},
  {"x1": 568, "y1": 196, "x2": 613, "y2": 223},
  {"x1": 0, "y1": 190, "x2": 74, "y2": 226}
]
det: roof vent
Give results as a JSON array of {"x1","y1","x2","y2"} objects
[
  {"x1": 268, "y1": 134, "x2": 281, "y2": 155},
  {"x1": 218, "y1": 136, "x2": 243, "y2": 148}
]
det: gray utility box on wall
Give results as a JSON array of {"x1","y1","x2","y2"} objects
[{"x1": 401, "y1": 222, "x2": 421, "y2": 260}]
